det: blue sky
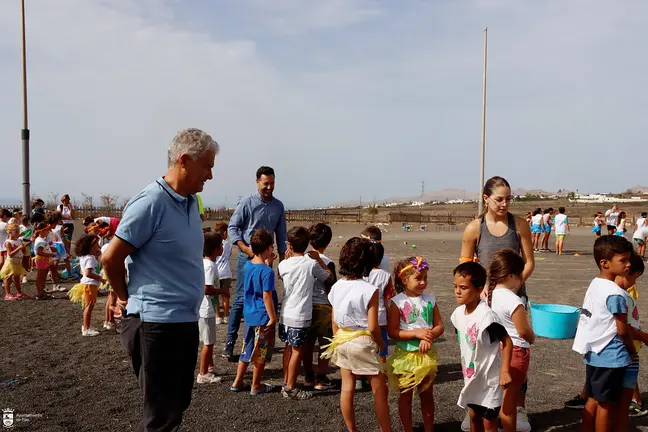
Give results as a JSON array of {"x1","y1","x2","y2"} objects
[{"x1": 0, "y1": 0, "x2": 645, "y2": 208}]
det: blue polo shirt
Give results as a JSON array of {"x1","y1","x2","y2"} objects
[{"x1": 117, "y1": 177, "x2": 204, "y2": 323}]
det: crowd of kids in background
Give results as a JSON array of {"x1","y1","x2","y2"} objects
[{"x1": 6, "y1": 199, "x2": 648, "y2": 432}]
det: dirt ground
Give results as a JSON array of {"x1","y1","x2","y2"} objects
[{"x1": 2, "y1": 223, "x2": 648, "y2": 431}]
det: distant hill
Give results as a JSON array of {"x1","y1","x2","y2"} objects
[{"x1": 630, "y1": 186, "x2": 648, "y2": 194}]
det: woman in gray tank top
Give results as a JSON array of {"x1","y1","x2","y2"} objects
[{"x1": 458, "y1": 176, "x2": 535, "y2": 432}]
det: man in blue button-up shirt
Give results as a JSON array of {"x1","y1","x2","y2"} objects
[
  {"x1": 223, "y1": 166, "x2": 287, "y2": 358},
  {"x1": 103, "y1": 128, "x2": 218, "y2": 432}
]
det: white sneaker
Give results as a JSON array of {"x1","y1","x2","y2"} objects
[
  {"x1": 215, "y1": 317, "x2": 223, "y2": 325},
  {"x1": 81, "y1": 326, "x2": 100, "y2": 337},
  {"x1": 54, "y1": 285, "x2": 66, "y2": 292},
  {"x1": 22, "y1": 276, "x2": 28, "y2": 284},
  {"x1": 223, "y1": 317, "x2": 228, "y2": 324},
  {"x1": 516, "y1": 407, "x2": 531, "y2": 432},
  {"x1": 196, "y1": 373, "x2": 222, "y2": 384},
  {"x1": 103, "y1": 322, "x2": 115, "y2": 330},
  {"x1": 461, "y1": 411, "x2": 470, "y2": 431}
]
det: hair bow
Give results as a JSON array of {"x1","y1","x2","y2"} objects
[{"x1": 398, "y1": 256, "x2": 429, "y2": 276}]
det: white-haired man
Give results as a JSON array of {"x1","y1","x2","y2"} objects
[{"x1": 103, "y1": 128, "x2": 218, "y2": 432}]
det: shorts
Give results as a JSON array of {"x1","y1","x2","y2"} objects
[
  {"x1": 556, "y1": 234, "x2": 566, "y2": 240},
  {"x1": 607, "y1": 225, "x2": 617, "y2": 232},
  {"x1": 468, "y1": 404, "x2": 501, "y2": 420},
  {"x1": 279, "y1": 324, "x2": 309, "y2": 348},
  {"x1": 615, "y1": 230, "x2": 626, "y2": 237},
  {"x1": 544, "y1": 225, "x2": 551, "y2": 233},
  {"x1": 510, "y1": 346, "x2": 530, "y2": 385},
  {"x1": 379, "y1": 327, "x2": 389, "y2": 357},
  {"x1": 333, "y1": 334, "x2": 382, "y2": 376},
  {"x1": 309, "y1": 304, "x2": 333, "y2": 346},
  {"x1": 199, "y1": 317, "x2": 216, "y2": 345},
  {"x1": 586, "y1": 364, "x2": 626, "y2": 402},
  {"x1": 623, "y1": 361, "x2": 640, "y2": 389},
  {"x1": 219, "y1": 278, "x2": 232, "y2": 296},
  {"x1": 34, "y1": 257, "x2": 51, "y2": 270},
  {"x1": 634, "y1": 238, "x2": 646, "y2": 246},
  {"x1": 530, "y1": 225, "x2": 542, "y2": 234},
  {"x1": 68, "y1": 284, "x2": 99, "y2": 308},
  {"x1": 240, "y1": 324, "x2": 275, "y2": 364},
  {"x1": 592, "y1": 226, "x2": 601, "y2": 234}
]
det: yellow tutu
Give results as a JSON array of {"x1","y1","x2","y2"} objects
[
  {"x1": 68, "y1": 284, "x2": 99, "y2": 308},
  {"x1": 320, "y1": 328, "x2": 372, "y2": 360},
  {"x1": 387, "y1": 345, "x2": 439, "y2": 393},
  {"x1": 0, "y1": 261, "x2": 26, "y2": 279}
]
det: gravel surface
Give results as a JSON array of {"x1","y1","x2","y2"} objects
[{"x1": 2, "y1": 224, "x2": 648, "y2": 431}]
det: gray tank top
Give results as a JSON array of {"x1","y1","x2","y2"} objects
[{"x1": 475, "y1": 213, "x2": 521, "y2": 268}]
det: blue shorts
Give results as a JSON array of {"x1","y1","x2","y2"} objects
[
  {"x1": 615, "y1": 230, "x2": 626, "y2": 237},
  {"x1": 623, "y1": 361, "x2": 639, "y2": 389},
  {"x1": 592, "y1": 226, "x2": 601, "y2": 234},
  {"x1": 544, "y1": 225, "x2": 551, "y2": 233},
  {"x1": 379, "y1": 327, "x2": 389, "y2": 357},
  {"x1": 530, "y1": 225, "x2": 542, "y2": 234},
  {"x1": 279, "y1": 324, "x2": 309, "y2": 348}
]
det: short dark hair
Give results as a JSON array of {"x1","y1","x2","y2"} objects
[
  {"x1": 544, "y1": 208, "x2": 554, "y2": 213},
  {"x1": 46, "y1": 212, "x2": 62, "y2": 225},
  {"x1": 361, "y1": 225, "x2": 382, "y2": 241},
  {"x1": 559, "y1": 207, "x2": 566, "y2": 214},
  {"x1": 0, "y1": 209, "x2": 11, "y2": 218},
  {"x1": 453, "y1": 262, "x2": 487, "y2": 289},
  {"x1": 372, "y1": 241, "x2": 384, "y2": 268},
  {"x1": 21, "y1": 215, "x2": 30, "y2": 225},
  {"x1": 83, "y1": 216, "x2": 94, "y2": 226},
  {"x1": 256, "y1": 166, "x2": 275, "y2": 180},
  {"x1": 339, "y1": 237, "x2": 374, "y2": 279},
  {"x1": 643, "y1": 212, "x2": 648, "y2": 218},
  {"x1": 593, "y1": 235, "x2": 633, "y2": 269},
  {"x1": 287, "y1": 226, "x2": 310, "y2": 254},
  {"x1": 30, "y1": 212, "x2": 44, "y2": 224},
  {"x1": 203, "y1": 233, "x2": 223, "y2": 257},
  {"x1": 75, "y1": 234, "x2": 98, "y2": 256},
  {"x1": 630, "y1": 251, "x2": 645, "y2": 276},
  {"x1": 250, "y1": 229, "x2": 274, "y2": 255},
  {"x1": 309, "y1": 223, "x2": 332, "y2": 250},
  {"x1": 213, "y1": 222, "x2": 228, "y2": 236},
  {"x1": 34, "y1": 222, "x2": 49, "y2": 232}
]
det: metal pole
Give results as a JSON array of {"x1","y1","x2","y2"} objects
[
  {"x1": 477, "y1": 27, "x2": 487, "y2": 216},
  {"x1": 21, "y1": 0, "x2": 31, "y2": 216}
]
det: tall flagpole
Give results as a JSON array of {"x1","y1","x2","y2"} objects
[
  {"x1": 477, "y1": 27, "x2": 488, "y2": 216},
  {"x1": 21, "y1": 0, "x2": 31, "y2": 215}
]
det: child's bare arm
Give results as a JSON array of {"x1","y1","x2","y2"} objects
[
  {"x1": 6, "y1": 242, "x2": 24, "y2": 257},
  {"x1": 367, "y1": 291, "x2": 385, "y2": 351},
  {"x1": 615, "y1": 314, "x2": 637, "y2": 356},
  {"x1": 263, "y1": 291, "x2": 277, "y2": 327},
  {"x1": 85, "y1": 268, "x2": 105, "y2": 283},
  {"x1": 511, "y1": 305, "x2": 535, "y2": 344},
  {"x1": 500, "y1": 333, "x2": 513, "y2": 388},
  {"x1": 630, "y1": 326, "x2": 648, "y2": 345}
]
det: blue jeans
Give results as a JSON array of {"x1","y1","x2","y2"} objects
[{"x1": 225, "y1": 251, "x2": 250, "y2": 346}]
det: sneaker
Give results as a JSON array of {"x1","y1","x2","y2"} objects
[
  {"x1": 223, "y1": 317, "x2": 228, "y2": 324},
  {"x1": 564, "y1": 394, "x2": 587, "y2": 410},
  {"x1": 53, "y1": 284, "x2": 66, "y2": 292},
  {"x1": 4, "y1": 293, "x2": 18, "y2": 301},
  {"x1": 629, "y1": 400, "x2": 648, "y2": 417},
  {"x1": 222, "y1": 343, "x2": 234, "y2": 359},
  {"x1": 215, "y1": 317, "x2": 223, "y2": 325},
  {"x1": 103, "y1": 322, "x2": 115, "y2": 331},
  {"x1": 282, "y1": 386, "x2": 313, "y2": 400},
  {"x1": 314, "y1": 375, "x2": 334, "y2": 391},
  {"x1": 197, "y1": 373, "x2": 222, "y2": 384},
  {"x1": 461, "y1": 411, "x2": 471, "y2": 431},
  {"x1": 81, "y1": 326, "x2": 100, "y2": 337},
  {"x1": 516, "y1": 407, "x2": 531, "y2": 432}
]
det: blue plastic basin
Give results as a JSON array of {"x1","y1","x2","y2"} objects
[{"x1": 529, "y1": 302, "x2": 580, "y2": 339}]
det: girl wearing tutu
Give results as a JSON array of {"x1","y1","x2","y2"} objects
[
  {"x1": 615, "y1": 211, "x2": 627, "y2": 237},
  {"x1": 1, "y1": 224, "x2": 30, "y2": 300},
  {"x1": 592, "y1": 212, "x2": 603, "y2": 239},
  {"x1": 321, "y1": 237, "x2": 391, "y2": 432},
  {"x1": 33, "y1": 223, "x2": 57, "y2": 300},
  {"x1": 452, "y1": 262, "x2": 513, "y2": 432},
  {"x1": 387, "y1": 256, "x2": 444, "y2": 432},
  {"x1": 67, "y1": 235, "x2": 105, "y2": 336}
]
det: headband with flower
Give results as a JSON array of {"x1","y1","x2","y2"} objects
[{"x1": 398, "y1": 256, "x2": 429, "y2": 277}]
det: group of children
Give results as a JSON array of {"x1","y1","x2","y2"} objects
[
  {"x1": 192, "y1": 222, "x2": 537, "y2": 432},
  {"x1": 526, "y1": 207, "x2": 570, "y2": 254}
]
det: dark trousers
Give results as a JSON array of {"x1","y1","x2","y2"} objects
[{"x1": 121, "y1": 315, "x2": 199, "y2": 432}]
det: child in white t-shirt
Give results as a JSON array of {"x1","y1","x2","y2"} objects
[
  {"x1": 33, "y1": 223, "x2": 57, "y2": 300},
  {"x1": 387, "y1": 256, "x2": 443, "y2": 432},
  {"x1": 278, "y1": 226, "x2": 332, "y2": 400},
  {"x1": 198, "y1": 233, "x2": 226, "y2": 384},
  {"x1": 488, "y1": 249, "x2": 536, "y2": 431},
  {"x1": 214, "y1": 222, "x2": 232, "y2": 324},
  {"x1": 633, "y1": 219, "x2": 648, "y2": 258},
  {"x1": 0, "y1": 209, "x2": 12, "y2": 273},
  {"x1": 321, "y1": 237, "x2": 391, "y2": 431},
  {"x1": 554, "y1": 207, "x2": 570, "y2": 255},
  {"x1": 19, "y1": 215, "x2": 34, "y2": 283},
  {"x1": 615, "y1": 211, "x2": 628, "y2": 237},
  {"x1": 68, "y1": 235, "x2": 105, "y2": 336},
  {"x1": 452, "y1": 262, "x2": 513, "y2": 432},
  {"x1": 363, "y1": 241, "x2": 395, "y2": 362}
]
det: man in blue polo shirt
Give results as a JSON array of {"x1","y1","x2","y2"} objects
[
  {"x1": 223, "y1": 166, "x2": 287, "y2": 358},
  {"x1": 102, "y1": 128, "x2": 218, "y2": 432}
]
